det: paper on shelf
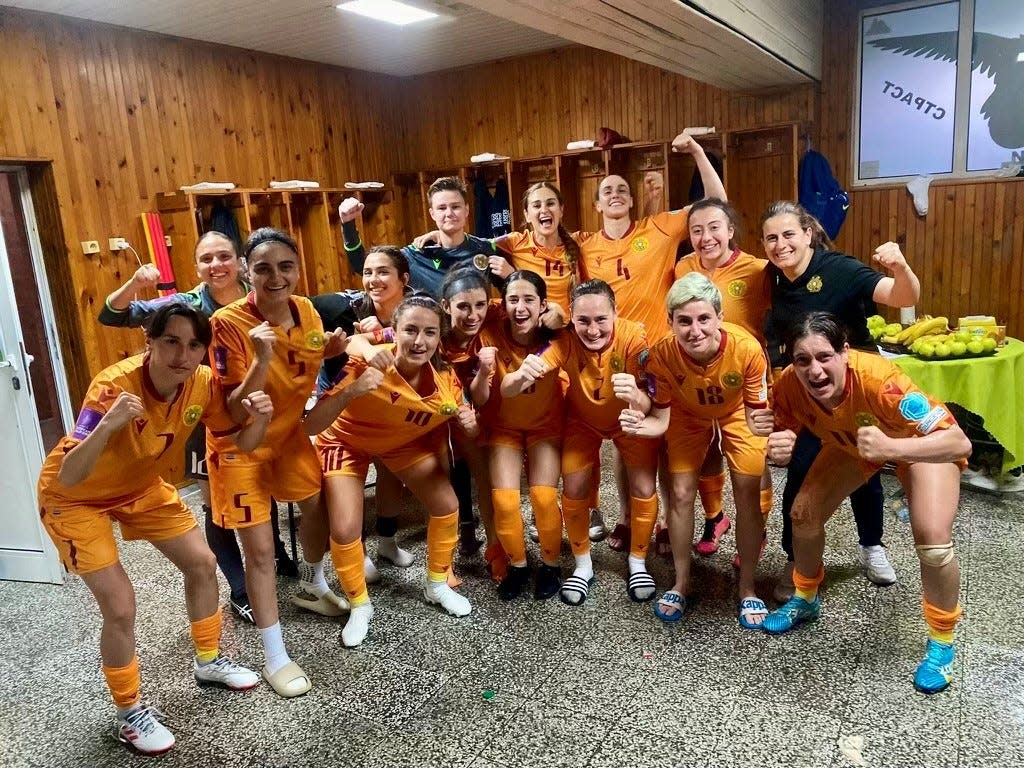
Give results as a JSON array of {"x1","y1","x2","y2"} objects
[
  {"x1": 470, "y1": 153, "x2": 510, "y2": 163},
  {"x1": 682, "y1": 126, "x2": 716, "y2": 136},
  {"x1": 566, "y1": 139, "x2": 596, "y2": 150},
  {"x1": 344, "y1": 181, "x2": 385, "y2": 189}
]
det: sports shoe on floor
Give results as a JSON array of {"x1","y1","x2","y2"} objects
[
  {"x1": 859, "y1": 544, "x2": 897, "y2": 586},
  {"x1": 534, "y1": 563, "x2": 562, "y2": 600},
  {"x1": 497, "y1": 564, "x2": 532, "y2": 600},
  {"x1": 762, "y1": 594, "x2": 821, "y2": 634},
  {"x1": 194, "y1": 655, "x2": 260, "y2": 690},
  {"x1": 695, "y1": 514, "x2": 731, "y2": 556},
  {"x1": 913, "y1": 639, "x2": 955, "y2": 694},
  {"x1": 341, "y1": 602, "x2": 375, "y2": 648},
  {"x1": 113, "y1": 703, "x2": 175, "y2": 755},
  {"x1": 588, "y1": 508, "x2": 608, "y2": 542},
  {"x1": 424, "y1": 577, "x2": 472, "y2": 616},
  {"x1": 229, "y1": 594, "x2": 256, "y2": 625}
]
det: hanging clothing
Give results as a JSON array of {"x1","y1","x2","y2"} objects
[
  {"x1": 798, "y1": 149, "x2": 849, "y2": 240},
  {"x1": 473, "y1": 175, "x2": 511, "y2": 238}
]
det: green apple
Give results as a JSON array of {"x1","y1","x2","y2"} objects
[
  {"x1": 867, "y1": 315, "x2": 886, "y2": 329},
  {"x1": 934, "y1": 342, "x2": 951, "y2": 358},
  {"x1": 917, "y1": 342, "x2": 935, "y2": 358},
  {"x1": 884, "y1": 323, "x2": 903, "y2": 336},
  {"x1": 966, "y1": 340, "x2": 984, "y2": 355},
  {"x1": 981, "y1": 337, "x2": 997, "y2": 352},
  {"x1": 954, "y1": 330, "x2": 972, "y2": 344},
  {"x1": 950, "y1": 341, "x2": 967, "y2": 356}
]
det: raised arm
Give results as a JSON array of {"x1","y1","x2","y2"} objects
[
  {"x1": 672, "y1": 132, "x2": 726, "y2": 203},
  {"x1": 856, "y1": 424, "x2": 971, "y2": 465},
  {"x1": 338, "y1": 197, "x2": 367, "y2": 275},
  {"x1": 870, "y1": 242, "x2": 921, "y2": 308},
  {"x1": 98, "y1": 264, "x2": 163, "y2": 327}
]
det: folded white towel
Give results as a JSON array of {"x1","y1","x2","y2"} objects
[
  {"x1": 180, "y1": 181, "x2": 235, "y2": 192},
  {"x1": 682, "y1": 126, "x2": 716, "y2": 136},
  {"x1": 269, "y1": 180, "x2": 320, "y2": 189},
  {"x1": 566, "y1": 139, "x2": 596, "y2": 150},
  {"x1": 470, "y1": 153, "x2": 510, "y2": 163},
  {"x1": 344, "y1": 181, "x2": 385, "y2": 190}
]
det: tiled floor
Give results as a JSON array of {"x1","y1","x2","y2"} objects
[{"x1": 2, "y1": 462, "x2": 1021, "y2": 768}]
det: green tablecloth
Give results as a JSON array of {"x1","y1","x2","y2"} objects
[{"x1": 893, "y1": 338, "x2": 1024, "y2": 472}]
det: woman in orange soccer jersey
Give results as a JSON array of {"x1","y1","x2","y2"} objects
[
  {"x1": 620, "y1": 273, "x2": 770, "y2": 627},
  {"x1": 506, "y1": 279, "x2": 659, "y2": 606},
  {"x1": 38, "y1": 304, "x2": 270, "y2": 755},
  {"x1": 208, "y1": 228, "x2": 347, "y2": 699},
  {"x1": 306, "y1": 296, "x2": 479, "y2": 647},
  {"x1": 674, "y1": 198, "x2": 774, "y2": 565},
  {"x1": 478, "y1": 270, "x2": 566, "y2": 601},
  {"x1": 751, "y1": 312, "x2": 969, "y2": 694},
  {"x1": 580, "y1": 132, "x2": 726, "y2": 552}
]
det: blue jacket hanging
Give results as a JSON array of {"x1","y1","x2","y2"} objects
[{"x1": 798, "y1": 149, "x2": 849, "y2": 240}]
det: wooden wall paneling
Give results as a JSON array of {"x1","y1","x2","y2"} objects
[
  {"x1": 724, "y1": 124, "x2": 798, "y2": 252},
  {"x1": 511, "y1": 157, "x2": 558, "y2": 231},
  {"x1": 391, "y1": 173, "x2": 423, "y2": 247}
]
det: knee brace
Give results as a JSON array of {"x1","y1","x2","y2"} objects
[{"x1": 916, "y1": 542, "x2": 955, "y2": 567}]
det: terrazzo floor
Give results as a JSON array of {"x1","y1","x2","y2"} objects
[{"x1": 1, "y1": 457, "x2": 1021, "y2": 768}]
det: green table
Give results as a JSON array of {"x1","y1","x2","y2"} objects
[{"x1": 893, "y1": 338, "x2": 1024, "y2": 472}]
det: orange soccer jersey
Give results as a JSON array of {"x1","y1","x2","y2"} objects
[
  {"x1": 38, "y1": 354, "x2": 234, "y2": 505},
  {"x1": 772, "y1": 349, "x2": 961, "y2": 470},
  {"x1": 316, "y1": 348, "x2": 465, "y2": 460},
  {"x1": 539, "y1": 317, "x2": 649, "y2": 435},
  {"x1": 476, "y1": 315, "x2": 565, "y2": 436},
  {"x1": 208, "y1": 293, "x2": 325, "y2": 450},
  {"x1": 674, "y1": 250, "x2": 771, "y2": 345},
  {"x1": 579, "y1": 210, "x2": 690, "y2": 340},
  {"x1": 494, "y1": 230, "x2": 578, "y2": 310},
  {"x1": 648, "y1": 323, "x2": 769, "y2": 421}
]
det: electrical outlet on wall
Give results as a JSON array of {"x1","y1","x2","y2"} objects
[
  {"x1": 109, "y1": 237, "x2": 129, "y2": 251},
  {"x1": 81, "y1": 240, "x2": 100, "y2": 254}
]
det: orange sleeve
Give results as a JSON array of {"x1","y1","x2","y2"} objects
[
  {"x1": 201, "y1": 378, "x2": 242, "y2": 435},
  {"x1": 67, "y1": 376, "x2": 121, "y2": 443},
  {"x1": 771, "y1": 372, "x2": 804, "y2": 434},
  {"x1": 539, "y1": 332, "x2": 572, "y2": 370},
  {"x1": 652, "y1": 209, "x2": 690, "y2": 240},
  {"x1": 210, "y1": 313, "x2": 250, "y2": 388},
  {"x1": 742, "y1": 344, "x2": 769, "y2": 408},
  {"x1": 322, "y1": 355, "x2": 370, "y2": 399},
  {"x1": 875, "y1": 370, "x2": 958, "y2": 436}
]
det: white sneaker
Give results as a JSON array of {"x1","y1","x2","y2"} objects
[
  {"x1": 424, "y1": 577, "x2": 472, "y2": 617},
  {"x1": 342, "y1": 601, "x2": 374, "y2": 648},
  {"x1": 364, "y1": 554, "x2": 381, "y2": 585},
  {"x1": 859, "y1": 545, "x2": 897, "y2": 585},
  {"x1": 194, "y1": 654, "x2": 260, "y2": 690},
  {"x1": 377, "y1": 537, "x2": 415, "y2": 567},
  {"x1": 113, "y1": 703, "x2": 175, "y2": 755}
]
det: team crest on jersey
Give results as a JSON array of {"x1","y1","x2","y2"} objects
[
  {"x1": 439, "y1": 401, "x2": 458, "y2": 416},
  {"x1": 721, "y1": 371, "x2": 742, "y2": 388},
  {"x1": 306, "y1": 330, "x2": 325, "y2": 350},
  {"x1": 727, "y1": 280, "x2": 747, "y2": 298},
  {"x1": 631, "y1": 237, "x2": 649, "y2": 253},
  {"x1": 806, "y1": 275, "x2": 823, "y2": 293},
  {"x1": 855, "y1": 412, "x2": 879, "y2": 427},
  {"x1": 183, "y1": 404, "x2": 203, "y2": 427}
]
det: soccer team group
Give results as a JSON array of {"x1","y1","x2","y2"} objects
[{"x1": 37, "y1": 133, "x2": 969, "y2": 754}]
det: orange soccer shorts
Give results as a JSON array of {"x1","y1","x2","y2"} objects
[
  {"x1": 208, "y1": 428, "x2": 322, "y2": 529},
  {"x1": 318, "y1": 431, "x2": 449, "y2": 480},
  {"x1": 561, "y1": 418, "x2": 660, "y2": 476},
  {"x1": 665, "y1": 409, "x2": 767, "y2": 477},
  {"x1": 40, "y1": 481, "x2": 195, "y2": 574},
  {"x1": 484, "y1": 421, "x2": 562, "y2": 452}
]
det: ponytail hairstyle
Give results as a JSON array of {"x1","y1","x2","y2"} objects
[
  {"x1": 760, "y1": 200, "x2": 834, "y2": 252},
  {"x1": 522, "y1": 181, "x2": 581, "y2": 292},
  {"x1": 687, "y1": 197, "x2": 741, "y2": 251},
  {"x1": 391, "y1": 295, "x2": 449, "y2": 371},
  {"x1": 439, "y1": 265, "x2": 490, "y2": 337}
]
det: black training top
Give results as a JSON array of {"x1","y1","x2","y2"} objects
[{"x1": 765, "y1": 248, "x2": 884, "y2": 367}]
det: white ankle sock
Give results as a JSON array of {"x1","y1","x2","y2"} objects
[
  {"x1": 363, "y1": 554, "x2": 381, "y2": 584},
  {"x1": 299, "y1": 557, "x2": 330, "y2": 597},
  {"x1": 573, "y1": 552, "x2": 594, "y2": 581},
  {"x1": 341, "y1": 602, "x2": 374, "y2": 648},
  {"x1": 424, "y1": 577, "x2": 472, "y2": 617},
  {"x1": 628, "y1": 554, "x2": 648, "y2": 574},
  {"x1": 260, "y1": 622, "x2": 290, "y2": 674},
  {"x1": 907, "y1": 175, "x2": 932, "y2": 216},
  {"x1": 377, "y1": 536, "x2": 414, "y2": 567}
]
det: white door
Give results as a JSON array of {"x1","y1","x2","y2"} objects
[{"x1": 0, "y1": 167, "x2": 68, "y2": 584}]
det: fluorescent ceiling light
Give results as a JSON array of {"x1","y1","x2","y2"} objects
[{"x1": 337, "y1": 0, "x2": 438, "y2": 26}]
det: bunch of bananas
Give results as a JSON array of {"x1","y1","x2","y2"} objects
[{"x1": 880, "y1": 316, "x2": 949, "y2": 345}]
